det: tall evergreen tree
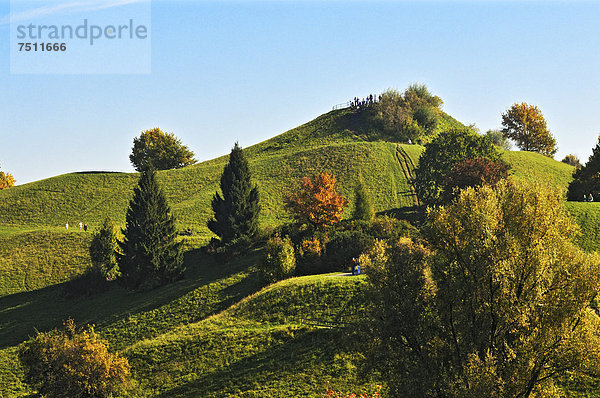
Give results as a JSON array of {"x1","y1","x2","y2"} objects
[
  {"x1": 208, "y1": 143, "x2": 260, "y2": 243},
  {"x1": 567, "y1": 136, "x2": 600, "y2": 201},
  {"x1": 352, "y1": 175, "x2": 375, "y2": 221},
  {"x1": 118, "y1": 168, "x2": 184, "y2": 290}
]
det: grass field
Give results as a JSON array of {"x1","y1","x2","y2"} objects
[{"x1": 2, "y1": 106, "x2": 598, "y2": 397}]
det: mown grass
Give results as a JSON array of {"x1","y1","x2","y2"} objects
[
  {"x1": 0, "y1": 230, "x2": 92, "y2": 297},
  {"x1": 2, "y1": 106, "x2": 598, "y2": 397},
  {"x1": 0, "y1": 260, "x2": 376, "y2": 397},
  {"x1": 125, "y1": 274, "x2": 374, "y2": 397}
]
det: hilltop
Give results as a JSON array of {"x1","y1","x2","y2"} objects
[{"x1": 1, "y1": 104, "x2": 593, "y2": 397}]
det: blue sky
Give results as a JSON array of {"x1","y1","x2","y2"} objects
[{"x1": 1, "y1": 0, "x2": 599, "y2": 184}]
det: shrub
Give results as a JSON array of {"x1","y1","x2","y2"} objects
[
  {"x1": 261, "y1": 235, "x2": 296, "y2": 282},
  {"x1": 324, "y1": 230, "x2": 375, "y2": 272},
  {"x1": 18, "y1": 319, "x2": 132, "y2": 398},
  {"x1": 441, "y1": 157, "x2": 509, "y2": 203}
]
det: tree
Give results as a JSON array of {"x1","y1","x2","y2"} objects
[
  {"x1": 261, "y1": 234, "x2": 296, "y2": 282},
  {"x1": 207, "y1": 143, "x2": 260, "y2": 244},
  {"x1": 118, "y1": 168, "x2": 184, "y2": 290},
  {"x1": 18, "y1": 319, "x2": 132, "y2": 398},
  {"x1": 568, "y1": 137, "x2": 600, "y2": 201},
  {"x1": 562, "y1": 154, "x2": 582, "y2": 168},
  {"x1": 501, "y1": 102, "x2": 557, "y2": 157},
  {"x1": 369, "y1": 181, "x2": 600, "y2": 397},
  {"x1": 483, "y1": 129, "x2": 512, "y2": 150},
  {"x1": 89, "y1": 217, "x2": 120, "y2": 281},
  {"x1": 0, "y1": 163, "x2": 15, "y2": 189},
  {"x1": 441, "y1": 157, "x2": 509, "y2": 203},
  {"x1": 129, "y1": 128, "x2": 196, "y2": 172},
  {"x1": 352, "y1": 175, "x2": 375, "y2": 221},
  {"x1": 414, "y1": 127, "x2": 504, "y2": 206},
  {"x1": 365, "y1": 85, "x2": 443, "y2": 143},
  {"x1": 285, "y1": 172, "x2": 348, "y2": 229}
]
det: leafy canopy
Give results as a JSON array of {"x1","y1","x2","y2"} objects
[
  {"x1": 285, "y1": 172, "x2": 348, "y2": 229},
  {"x1": 0, "y1": 163, "x2": 15, "y2": 189},
  {"x1": 501, "y1": 102, "x2": 557, "y2": 157},
  {"x1": 369, "y1": 181, "x2": 600, "y2": 397},
  {"x1": 118, "y1": 168, "x2": 184, "y2": 290},
  {"x1": 129, "y1": 127, "x2": 196, "y2": 172},
  {"x1": 414, "y1": 127, "x2": 504, "y2": 206},
  {"x1": 208, "y1": 142, "x2": 260, "y2": 244},
  {"x1": 18, "y1": 319, "x2": 132, "y2": 398}
]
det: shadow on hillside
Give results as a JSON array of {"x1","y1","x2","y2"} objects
[
  {"x1": 152, "y1": 327, "x2": 358, "y2": 398},
  {"x1": 379, "y1": 205, "x2": 425, "y2": 225},
  {"x1": 0, "y1": 249, "x2": 257, "y2": 348}
]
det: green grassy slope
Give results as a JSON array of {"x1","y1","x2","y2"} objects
[
  {"x1": 0, "y1": 231, "x2": 92, "y2": 297},
  {"x1": 0, "y1": 259, "x2": 375, "y2": 397},
  {"x1": 125, "y1": 274, "x2": 373, "y2": 397},
  {"x1": 503, "y1": 150, "x2": 575, "y2": 192}
]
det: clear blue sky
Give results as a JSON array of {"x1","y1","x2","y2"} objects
[{"x1": 1, "y1": 0, "x2": 599, "y2": 184}]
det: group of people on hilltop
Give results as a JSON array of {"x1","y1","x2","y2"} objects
[
  {"x1": 583, "y1": 193, "x2": 595, "y2": 202},
  {"x1": 350, "y1": 94, "x2": 380, "y2": 109},
  {"x1": 65, "y1": 222, "x2": 88, "y2": 232}
]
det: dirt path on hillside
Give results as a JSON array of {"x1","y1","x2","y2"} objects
[{"x1": 395, "y1": 145, "x2": 420, "y2": 207}]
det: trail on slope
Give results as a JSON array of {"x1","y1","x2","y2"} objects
[{"x1": 395, "y1": 145, "x2": 420, "y2": 207}]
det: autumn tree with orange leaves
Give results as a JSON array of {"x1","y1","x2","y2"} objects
[
  {"x1": 285, "y1": 172, "x2": 348, "y2": 229},
  {"x1": 0, "y1": 163, "x2": 15, "y2": 189},
  {"x1": 501, "y1": 102, "x2": 557, "y2": 157}
]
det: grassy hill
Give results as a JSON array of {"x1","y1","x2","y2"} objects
[{"x1": 1, "y1": 105, "x2": 596, "y2": 397}]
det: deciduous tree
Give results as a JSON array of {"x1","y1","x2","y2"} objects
[
  {"x1": 501, "y1": 102, "x2": 557, "y2": 157},
  {"x1": 562, "y1": 154, "x2": 582, "y2": 168},
  {"x1": 441, "y1": 157, "x2": 509, "y2": 203},
  {"x1": 369, "y1": 181, "x2": 600, "y2": 397},
  {"x1": 208, "y1": 142, "x2": 260, "y2": 244},
  {"x1": 285, "y1": 172, "x2": 348, "y2": 229},
  {"x1": 118, "y1": 168, "x2": 184, "y2": 290},
  {"x1": 18, "y1": 319, "x2": 132, "y2": 398},
  {"x1": 414, "y1": 127, "x2": 503, "y2": 206},
  {"x1": 0, "y1": 163, "x2": 15, "y2": 189},
  {"x1": 130, "y1": 128, "x2": 196, "y2": 172}
]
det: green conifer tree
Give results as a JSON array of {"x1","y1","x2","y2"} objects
[
  {"x1": 118, "y1": 168, "x2": 184, "y2": 290},
  {"x1": 568, "y1": 137, "x2": 600, "y2": 201},
  {"x1": 352, "y1": 175, "x2": 375, "y2": 221},
  {"x1": 208, "y1": 143, "x2": 260, "y2": 244},
  {"x1": 89, "y1": 217, "x2": 120, "y2": 281}
]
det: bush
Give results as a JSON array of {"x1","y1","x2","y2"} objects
[
  {"x1": 261, "y1": 235, "x2": 296, "y2": 282},
  {"x1": 324, "y1": 230, "x2": 375, "y2": 273},
  {"x1": 18, "y1": 319, "x2": 132, "y2": 398}
]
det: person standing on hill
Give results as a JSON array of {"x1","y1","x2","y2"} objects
[
  {"x1": 79, "y1": 222, "x2": 83, "y2": 231},
  {"x1": 65, "y1": 222, "x2": 69, "y2": 231}
]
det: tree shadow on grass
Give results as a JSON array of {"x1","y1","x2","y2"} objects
[
  {"x1": 0, "y1": 249, "x2": 262, "y2": 348},
  {"x1": 378, "y1": 205, "x2": 425, "y2": 225},
  {"x1": 152, "y1": 327, "x2": 358, "y2": 398}
]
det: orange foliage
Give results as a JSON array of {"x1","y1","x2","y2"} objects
[
  {"x1": 0, "y1": 171, "x2": 15, "y2": 189},
  {"x1": 285, "y1": 172, "x2": 348, "y2": 228}
]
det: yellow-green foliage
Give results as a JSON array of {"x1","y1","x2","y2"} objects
[{"x1": 18, "y1": 319, "x2": 131, "y2": 398}]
